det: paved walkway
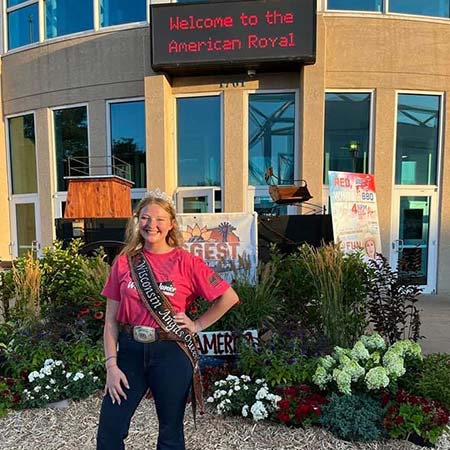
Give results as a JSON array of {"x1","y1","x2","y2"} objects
[{"x1": 418, "y1": 294, "x2": 450, "y2": 354}]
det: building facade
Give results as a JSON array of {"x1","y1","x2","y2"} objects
[{"x1": 1, "y1": 0, "x2": 450, "y2": 294}]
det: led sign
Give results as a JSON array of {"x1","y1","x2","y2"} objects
[{"x1": 151, "y1": 0, "x2": 316, "y2": 75}]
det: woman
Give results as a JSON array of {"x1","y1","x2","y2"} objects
[{"x1": 96, "y1": 190, "x2": 239, "y2": 450}]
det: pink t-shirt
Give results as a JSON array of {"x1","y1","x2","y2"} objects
[{"x1": 101, "y1": 247, "x2": 230, "y2": 327}]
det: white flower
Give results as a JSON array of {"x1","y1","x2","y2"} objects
[
  {"x1": 73, "y1": 372, "x2": 85, "y2": 382},
  {"x1": 28, "y1": 371, "x2": 39, "y2": 383},
  {"x1": 55, "y1": 361, "x2": 63, "y2": 366},
  {"x1": 50, "y1": 379, "x2": 56, "y2": 384},
  {"x1": 45, "y1": 385, "x2": 51, "y2": 389},
  {"x1": 226, "y1": 375, "x2": 239, "y2": 382},
  {"x1": 242, "y1": 405, "x2": 249, "y2": 417},
  {"x1": 206, "y1": 396, "x2": 214, "y2": 403},
  {"x1": 255, "y1": 379, "x2": 264, "y2": 384},
  {"x1": 228, "y1": 389, "x2": 234, "y2": 396},
  {"x1": 243, "y1": 385, "x2": 249, "y2": 390},
  {"x1": 34, "y1": 386, "x2": 41, "y2": 393},
  {"x1": 39, "y1": 373, "x2": 45, "y2": 379},
  {"x1": 66, "y1": 372, "x2": 72, "y2": 379},
  {"x1": 234, "y1": 385, "x2": 241, "y2": 391},
  {"x1": 240, "y1": 375, "x2": 251, "y2": 382},
  {"x1": 44, "y1": 359, "x2": 55, "y2": 366},
  {"x1": 43, "y1": 394, "x2": 49, "y2": 400},
  {"x1": 41, "y1": 366, "x2": 52, "y2": 376},
  {"x1": 250, "y1": 401, "x2": 268, "y2": 421},
  {"x1": 255, "y1": 387, "x2": 269, "y2": 400},
  {"x1": 93, "y1": 376, "x2": 99, "y2": 381}
]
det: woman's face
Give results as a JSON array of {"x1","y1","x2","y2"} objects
[
  {"x1": 365, "y1": 239, "x2": 376, "y2": 258},
  {"x1": 138, "y1": 203, "x2": 174, "y2": 250}
]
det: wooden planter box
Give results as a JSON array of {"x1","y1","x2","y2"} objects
[{"x1": 64, "y1": 176, "x2": 133, "y2": 219}]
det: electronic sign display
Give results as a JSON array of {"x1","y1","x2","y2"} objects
[{"x1": 151, "y1": 0, "x2": 316, "y2": 75}]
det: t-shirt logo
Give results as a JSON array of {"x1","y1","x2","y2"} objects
[{"x1": 159, "y1": 281, "x2": 176, "y2": 297}]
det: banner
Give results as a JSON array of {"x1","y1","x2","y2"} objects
[
  {"x1": 178, "y1": 212, "x2": 258, "y2": 282},
  {"x1": 328, "y1": 171, "x2": 382, "y2": 261},
  {"x1": 196, "y1": 330, "x2": 258, "y2": 356}
]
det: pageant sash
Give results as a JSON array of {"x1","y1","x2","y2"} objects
[{"x1": 128, "y1": 252, "x2": 204, "y2": 417}]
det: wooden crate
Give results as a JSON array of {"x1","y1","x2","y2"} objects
[{"x1": 64, "y1": 176, "x2": 133, "y2": 219}]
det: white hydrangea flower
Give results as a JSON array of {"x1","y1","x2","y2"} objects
[
  {"x1": 250, "y1": 401, "x2": 268, "y2": 421},
  {"x1": 255, "y1": 387, "x2": 269, "y2": 400},
  {"x1": 28, "y1": 371, "x2": 39, "y2": 383}
]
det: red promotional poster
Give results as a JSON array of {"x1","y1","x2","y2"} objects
[{"x1": 328, "y1": 171, "x2": 382, "y2": 262}]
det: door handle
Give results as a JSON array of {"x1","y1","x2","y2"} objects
[{"x1": 392, "y1": 239, "x2": 404, "y2": 252}]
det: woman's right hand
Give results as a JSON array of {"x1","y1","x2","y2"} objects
[{"x1": 104, "y1": 366, "x2": 130, "y2": 405}]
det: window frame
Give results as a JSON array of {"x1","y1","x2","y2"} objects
[
  {"x1": 3, "y1": 0, "x2": 151, "y2": 53},
  {"x1": 174, "y1": 92, "x2": 224, "y2": 213},
  {"x1": 106, "y1": 97, "x2": 146, "y2": 190},
  {"x1": 393, "y1": 90, "x2": 444, "y2": 188},
  {"x1": 246, "y1": 88, "x2": 299, "y2": 215},
  {"x1": 51, "y1": 102, "x2": 91, "y2": 196},
  {"x1": 322, "y1": 89, "x2": 375, "y2": 207}
]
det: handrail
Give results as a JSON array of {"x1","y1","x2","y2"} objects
[{"x1": 66, "y1": 156, "x2": 132, "y2": 182}]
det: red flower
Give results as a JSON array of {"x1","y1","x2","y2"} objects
[
  {"x1": 79, "y1": 307, "x2": 90, "y2": 316},
  {"x1": 92, "y1": 300, "x2": 103, "y2": 307},
  {"x1": 95, "y1": 311, "x2": 105, "y2": 320},
  {"x1": 277, "y1": 399, "x2": 290, "y2": 409},
  {"x1": 394, "y1": 416, "x2": 404, "y2": 425}
]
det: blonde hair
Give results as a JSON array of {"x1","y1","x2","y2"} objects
[{"x1": 120, "y1": 195, "x2": 183, "y2": 256}]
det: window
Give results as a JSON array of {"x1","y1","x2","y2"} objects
[
  {"x1": 176, "y1": 96, "x2": 222, "y2": 212},
  {"x1": 7, "y1": 0, "x2": 39, "y2": 50},
  {"x1": 109, "y1": 100, "x2": 146, "y2": 188},
  {"x1": 46, "y1": 0, "x2": 93, "y2": 39},
  {"x1": 54, "y1": 106, "x2": 89, "y2": 191},
  {"x1": 327, "y1": 0, "x2": 383, "y2": 11},
  {"x1": 100, "y1": 0, "x2": 146, "y2": 27},
  {"x1": 249, "y1": 93, "x2": 295, "y2": 186},
  {"x1": 324, "y1": 93, "x2": 371, "y2": 184},
  {"x1": 248, "y1": 92, "x2": 295, "y2": 214},
  {"x1": 395, "y1": 94, "x2": 440, "y2": 185},
  {"x1": 389, "y1": 0, "x2": 449, "y2": 18},
  {"x1": 8, "y1": 114, "x2": 38, "y2": 194}
]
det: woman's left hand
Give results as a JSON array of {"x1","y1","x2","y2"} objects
[{"x1": 174, "y1": 312, "x2": 198, "y2": 333}]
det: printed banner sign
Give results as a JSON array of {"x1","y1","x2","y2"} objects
[
  {"x1": 196, "y1": 330, "x2": 258, "y2": 356},
  {"x1": 178, "y1": 212, "x2": 258, "y2": 283},
  {"x1": 328, "y1": 171, "x2": 382, "y2": 261}
]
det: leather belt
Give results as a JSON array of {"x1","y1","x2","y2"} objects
[{"x1": 121, "y1": 324, "x2": 183, "y2": 343}]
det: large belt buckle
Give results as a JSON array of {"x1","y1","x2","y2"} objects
[{"x1": 133, "y1": 326, "x2": 156, "y2": 343}]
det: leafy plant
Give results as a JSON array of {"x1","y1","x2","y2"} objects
[
  {"x1": 296, "y1": 243, "x2": 369, "y2": 348},
  {"x1": 313, "y1": 333, "x2": 423, "y2": 395},
  {"x1": 0, "y1": 376, "x2": 23, "y2": 417},
  {"x1": 399, "y1": 353, "x2": 450, "y2": 410},
  {"x1": 188, "y1": 258, "x2": 281, "y2": 333},
  {"x1": 275, "y1": 384, "x2": 328, "y2": 427},
  {"x1": 238, "y1": 335, "x2": 318, "y2": 387},
  {"x1": 384, "y1": 390, "x2": 449, "y2": 445},
  {"x1": 22, "y1": 358, "x2": 102, "y2": 408},
  {"x1": 366, "y1": 256, "x2": 422, "y2": 345},
  {"x1": 206, "y1": 374, "x2": 281, "y2": 421},
  {"x1": 320, "y1": 393, "x2": 386, "y2": 442}
]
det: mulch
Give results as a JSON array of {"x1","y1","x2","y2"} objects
[{"x1": 1, "y1": 392, "x2": 449, "y2": 450}]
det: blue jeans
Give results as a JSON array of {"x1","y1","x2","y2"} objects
[{"x1": 97, "y1": 331, "x2": 193, "y2": 450}]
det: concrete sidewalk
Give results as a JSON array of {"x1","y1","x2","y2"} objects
[{"x1": 417, "y1": 294, "x2": 450, "y2": 354}]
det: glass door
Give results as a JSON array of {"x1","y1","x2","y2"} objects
[
  {"x1": 10, "y1": 196, "x2": 41, "y2": 258},
  {"x1": 390, "y1": 190, "x2": 438, "y2": 293}
]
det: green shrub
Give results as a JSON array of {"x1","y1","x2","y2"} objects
[
  {"x1": 237, "y1": 335, "x2": 318, "y2": 387},
  {"x1": 399, "y1": 353, "x2": 450, "y2": 410},
  {"x1": 320, "y1": 393, "x2": 386, "y2": 442},
  {"x1": 188, "y1": 258, "x2": 281, "y2": 332},
  {"x1": 313, "y1": 333, "x2": 423, "y2": 395}
]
